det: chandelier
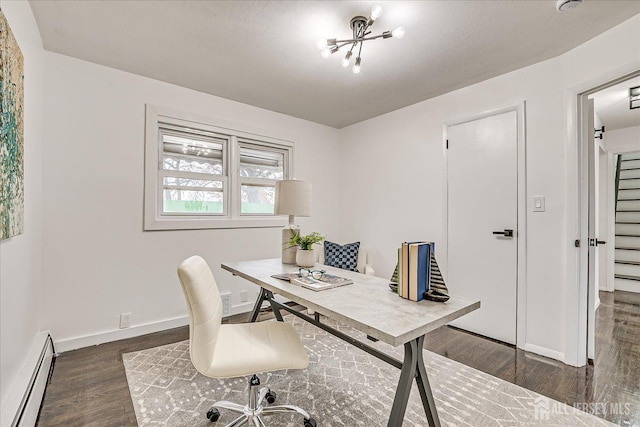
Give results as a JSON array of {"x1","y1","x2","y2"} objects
[{"x1": 317, "y1": 5, "x2": 404, "y2": 74}]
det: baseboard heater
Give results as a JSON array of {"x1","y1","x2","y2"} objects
[{"x1": 10, "y1": 333, "x2": 55, "y2": 427}]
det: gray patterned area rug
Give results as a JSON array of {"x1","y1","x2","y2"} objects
[{"x1": 123, "y1": 316, "x2": 615, "y2": 427}]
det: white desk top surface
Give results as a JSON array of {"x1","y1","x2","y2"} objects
[{"x1": 222, "y1": 258, "x2": 480, "y2": 347}]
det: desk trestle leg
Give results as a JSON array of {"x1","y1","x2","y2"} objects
[
  {"x1": 388, "y1": 335, "x2": 440, "y2": 427},
  {"x1": 249, "y1": 288, "x2": 284, "y2": 323}
]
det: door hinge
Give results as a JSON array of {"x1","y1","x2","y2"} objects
[
  {"x1": 574, "y1": 239, "x2": 580, "y2": 248},
  {"x1": 446, "y1": 139, "x2": 449, "y2": 149}
]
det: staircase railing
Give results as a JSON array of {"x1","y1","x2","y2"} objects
[{"x1": 614, "y1": 154, "x2": 622, "y2": 213}]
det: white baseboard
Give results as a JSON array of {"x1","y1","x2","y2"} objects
[
  {"x1": 54, "y1": 316, "x2": 189, "y2": 353},
  {"x1": 55, "y1": 297, "x2": 290, "y2": 353},
  {"x1": 231, "y1": 301, "x2": 255, "y2": 316},
  {"x1": 523, "y1": 343, "x2": 565, "y2": 363},
  {"x1": 1, "y1": 332, "x2": 53, "y2": 427}
]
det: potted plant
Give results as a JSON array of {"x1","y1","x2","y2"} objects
[{"x1": 288, "y1": 231, "x2": 324, "y2": 267}]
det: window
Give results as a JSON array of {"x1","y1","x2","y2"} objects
[{"x1": 144, "y1": 105, "x2": 293, "y2": 230}]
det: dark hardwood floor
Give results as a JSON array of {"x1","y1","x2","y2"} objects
[{"x1": 36, "y1": 291, "x2": 640, "y2": 426}]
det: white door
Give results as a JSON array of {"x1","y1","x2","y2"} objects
[{"x1": 447, "y1": 110, "x2": 518, "y2": 344}]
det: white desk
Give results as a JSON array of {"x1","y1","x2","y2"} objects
[{"x1": 222, "y1": 258, "x2": 480, "y2": 427}]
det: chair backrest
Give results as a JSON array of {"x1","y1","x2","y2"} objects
[{"x1": 177, "y1": 255, "x2": 223, "y2": 374}]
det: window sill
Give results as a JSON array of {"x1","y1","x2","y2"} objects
[{"x1": 144, "y1": 216, "x2": 286, "y2": 231}]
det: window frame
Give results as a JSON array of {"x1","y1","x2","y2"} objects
[
  {"x1": 144, "y1": 105, "x2": 294, "y2": 231},
  {"x1": 236, "y1": 139, "x2": 290, "y2": 217}
]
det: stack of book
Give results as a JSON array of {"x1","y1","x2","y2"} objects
[{"x1": 397, "y1": 242, "x2": 435, "y2": 302}]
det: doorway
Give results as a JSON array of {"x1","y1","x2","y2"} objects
[
  {"x1": 444, "y1": 104, "x2": 526, "y2": 347},
  {"x1": 581, "y1": 72, "x2": 640, "y2": 363}
]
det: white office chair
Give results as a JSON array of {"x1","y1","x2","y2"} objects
[{"x1": 177, "y1": 255, "x2": 316, "y2": 427}]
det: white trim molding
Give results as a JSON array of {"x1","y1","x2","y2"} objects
[
  {"x1": 54, "y1": 316, "x2": 190, "y2": 353},
  {"x1": 564, "y1": 63, "x2": 640, "y2": 367},
  {"x1": 144, "y1": 104, "x2": 295, "y2": 231},
  {"x1": 524, "y1": 343, "x2": 566, "y2": 363}
]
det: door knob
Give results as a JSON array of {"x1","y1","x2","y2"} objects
[{"x1": 492, "y1": 229, "x2": 514, "y2": 237}]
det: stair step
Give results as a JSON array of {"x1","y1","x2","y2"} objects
[
  {"x1": 616, "y1": 236, "x2": 640, "y2": 247},
  {"x1": 615, "y1": 260, "x2": 640, "y2": 266},
  {"x1": 619, "y1": 183, "x2": 640, "y2": 190},
  {"x1": 616, "y1": 211, "x2": 640, "y2": 223},
  {"x1": 615, "y1": 248, "x2": 640, "y2": 263},
  {"x1": 616, "y1": 223, "x2": 640, "y2": 236},
  {"x1": 615, "y1": 262, "x2": 640, "y2": 276},
  {"x1": 614, "y1": 274, "x2": 640, "y2": 282},
  {"x1": 614, "y1": 277, "x2": 640, "y2": 293},
  {"x1": 618, "y1": 189, "x2": 640, "y2": 199},
  {"x1": 620, "y1": 169, "x2": 640, "y2": 179}
]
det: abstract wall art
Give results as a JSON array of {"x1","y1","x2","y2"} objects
[{"x1": 0, "y1": 9, "x2": 24, "y2": 240}]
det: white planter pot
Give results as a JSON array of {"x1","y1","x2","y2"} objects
[{"x1": 296, "y1": 249, "x2": 315, "y2": 268}]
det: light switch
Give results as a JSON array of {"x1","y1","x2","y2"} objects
[{"x1": 533, "y1": 196, "x2": 545, "y2": 212}]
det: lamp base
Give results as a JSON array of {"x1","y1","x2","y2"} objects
[{"x1": 281, "y1": 225, "x2": 300, "y2": 264}]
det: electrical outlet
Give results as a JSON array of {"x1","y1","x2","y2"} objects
[
  {"x1": 119, "y1": 313, "x2": 131, "y2": 329},
  {"x1": 240, "y1": 290, "x2": 248, "y2": 303},
  {"x1": 221, "y1": 293, "x2": 231, "y2": 317}
]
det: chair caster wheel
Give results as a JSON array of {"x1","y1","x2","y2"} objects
[
  {"x1": 265, "y1": 390, "x2": 277, "y2": 404},
  {"x1": 206, "y1": 407, "x2": 220, "y2": 422},
  {"x1": 304, "y1": 418, "x2": 317, "y2": 427}
]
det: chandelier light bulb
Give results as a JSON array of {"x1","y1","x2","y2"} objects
[
  {"x1": 342, "y1": 51, "x2": 352, "y2": 68},
  {"x1": 353, "y1": 57, "x2": 362, "y2": 74},
  {"x1": 392, "y1": 26, "x2": 405, "y2": 39},
  {"x1": 370, "y1": 5, "x2": 383, "y2": 20},
  {"x1": 316, "y1": 39, "x2": 327, "y2": 49},
  {"x1": 321, "y1": 48, "x2": 331, "y2": 59}
]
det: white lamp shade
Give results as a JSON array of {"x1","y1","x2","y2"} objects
[{"x1": 275, "y1": 180, "x2": 312, "y2": 217}]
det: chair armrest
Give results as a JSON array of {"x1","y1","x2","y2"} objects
[{"x1": 364, "y1": 264, "x2": 375, "y2": 276}]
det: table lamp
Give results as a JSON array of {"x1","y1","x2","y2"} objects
[{"x1": 275, "y1": 180, "x2": 312, "y2": 264}]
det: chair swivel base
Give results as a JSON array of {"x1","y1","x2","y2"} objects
[{"x1": 206, "y1": 375, "x2": 316, "y2": 427}]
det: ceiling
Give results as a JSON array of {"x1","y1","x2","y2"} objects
[
  {"x1": 29, "y1": 1, "x2": 640, "y2": 129},
  {"x1": 591, "y1": 75, "x2": 640, "y2": 131}
]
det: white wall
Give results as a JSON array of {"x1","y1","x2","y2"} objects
[
  {"x1": 0, "y1": 0, "x2": 45, "y2": 415},
  {"x1": 605, "y1": 125, "x2": 640, "y2": 153},
  {"x1": 338, "y1": 15, "x2": 640, "y2": 363},
  {"x1": 42, "y1": 52, "x2": 342, "y2": 351}
]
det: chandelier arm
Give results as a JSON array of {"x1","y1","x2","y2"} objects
[
  {"x1": 360, "y1": 33, "x2": 392, "y2": 42},
  {"x1": 334, "y1": 38, "x2": 361, "y2": 44},
  {"x1": 333, "y1": 41, "x2": 353, "y2": 51}
]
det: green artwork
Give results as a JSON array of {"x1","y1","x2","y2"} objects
[{"x1": 0, "y1": 9, "x2": 24, "y2": 240}]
